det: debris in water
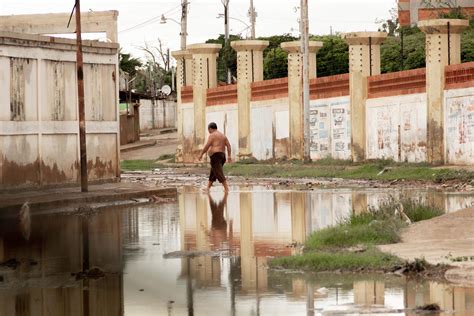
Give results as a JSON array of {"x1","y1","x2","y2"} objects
[
  {"x1": 377, "y1": 167, "x2": 392, "y2": 176},
  {"x1": 18, "y1": 202, "x2": 31, "y2": 241}
]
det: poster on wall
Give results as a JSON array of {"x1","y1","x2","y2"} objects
[
  {"x1": 309, "y1": 104, "x2": 330, "y2": 158},
  {"x1": 330, "y1": 100, "x2": 351, "y2": 159}
]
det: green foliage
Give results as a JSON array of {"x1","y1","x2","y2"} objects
[
  {"x1": 263, "y1": 48, "x2": 289, "y2": 79},
  {"x1": 121, "y1": 160, "x2": 165, "y2": 171},
  {"x1": 119, "y1": 50, "x2": 142, "y2": 77},
  {"x1": 206, "y1": 34, "x2": 242, "y2": 83},
  {"x1": 271, "y1": 248, "x2": 401, "y2": 271},
  {"x1": 312, "y1": 35, "x2": 349, "y2": 77}
]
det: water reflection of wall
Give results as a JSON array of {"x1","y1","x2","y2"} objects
[
  {"x1": 178, "y1": 187, "x2": 474, "y2": 313},
  {"x1": 0, "y1": 209, "x2": 123, "y2": 316}
]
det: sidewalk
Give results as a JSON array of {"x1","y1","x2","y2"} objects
[
  {"x1": 0, "y1": 182, "x2": 176, "y2": 214},
  {"x1": 121, "y1": 129, "x2": 178, "y2": 160}
]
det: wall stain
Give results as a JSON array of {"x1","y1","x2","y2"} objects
[
  {"x1": 427, "y1": 119, "x2": 444, "y2": 165},
  {"x1": 87, "y1": 157, "x2": 114, "y2": 179},
  {"x1": 1, "y1": 157, "x2": 40, "y2": 187}
]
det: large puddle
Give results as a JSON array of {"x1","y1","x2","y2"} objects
[{"x1": 0, "y1": 186, "x2": 473, "y2": 315}]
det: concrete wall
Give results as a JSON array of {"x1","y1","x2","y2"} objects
[
  {"x1": 309, "y1": 96, "x2": 351, "y2": 160},
  {"x1": 139, "y1": 99, "x2": 177, "y2": 131},
  {"x1": 444, "y1": 87, "x2": 474, "y2": 165},
  {"x1": 0, "y1": 32, "x2": 119, "y2": 190},
  {"x1": 366, "y1": 93, "x2": 428, "y2": 162},
  {"x1": 250, "y1": 98, "x2": 289, "y2": 160}
]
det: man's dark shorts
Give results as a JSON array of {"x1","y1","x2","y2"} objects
[{"x1": 209, "y1": 152, "x2": 226, "y2": 183}]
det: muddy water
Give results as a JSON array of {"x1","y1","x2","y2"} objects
[{"x1": 0, "y1": 187, "x2": 473, "y2": 315}]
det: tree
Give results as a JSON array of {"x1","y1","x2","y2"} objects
[
  {"x1": 119, "y1": 49, "x2": 142, "y2": 77},
  {"x1": 206, "y1": 34, "x2": 242, "y2": 83},
  {"x1": 312, "y1": 35, "x2": 349, "y2": 77},
  {"x1": 263, "y1": 48, "x2": 289, "y2": 79}
]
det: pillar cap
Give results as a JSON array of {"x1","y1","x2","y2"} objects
[
  {"x1": 343, "y1": 32, "x2": 387, "y2": 45},
  {"x1": 186, "y1": 43, "x2": 222, "y2": 54},
  {"x1": 418, "y1": 19, "x2": 469, "y2": 34},
  {"x1": 280, "y1": 41, "x2": 324, "y2": 53},
  {"x1": 171, "y1": 50, "x2": 192, "y2": 59},
  {"x1": 231, "y1": 40, "x2": 269, "y2": 51}
]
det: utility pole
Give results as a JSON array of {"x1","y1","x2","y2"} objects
[
  {"x1": 222, "y1": 0, "x2": 231, "y2": 84},
  {"x1": 300, "y1": 0, "x2": 310, "y2": 161},
  {"x1": 180, "y1": 0, "x2": 188, "y2": 50},
  {"x1": 75, "y1": 0, "x2": 88, "y2": 192},
  {"x1": 249, "y1": 0, "x2": 256, "y2": 39}
]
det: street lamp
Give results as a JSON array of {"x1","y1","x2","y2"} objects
[
  {"x1": 160, "y1": 14, "x2": 181, "y2": 26},
  {"x1": 217, "y1": 13, "x2": 251, "y2": 29},
  {"x1": 161, "y1": 14, "x2": 187, "y2": 50}
]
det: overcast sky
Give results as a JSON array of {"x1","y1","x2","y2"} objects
[{"x1": 0, "y1": 0, "x2": 396, "y2": 60}]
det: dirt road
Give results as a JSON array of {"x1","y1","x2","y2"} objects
[{"x1": 379, "y1": 207, "x2": 474, "y2": 284}]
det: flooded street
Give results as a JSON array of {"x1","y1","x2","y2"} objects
[{"x1": 1, "y1": 186, "x2": 473, "y2": 315}]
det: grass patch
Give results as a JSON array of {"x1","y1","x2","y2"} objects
[
  {"x1": 271, "y1": 247, "x2": 401, "y2": 272},
  {"x1": 271, "y1": 198, "x2": 444, "y2": 272},
  {"x1": 121, "y1": 160, "x2": 165, "y2": 171},
  {"x1": 225, "y1": 161, "x2": 474, "y2": 182}
]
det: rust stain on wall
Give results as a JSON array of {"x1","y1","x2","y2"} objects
[
  {"x1": 40, "y1": 161, "x2": 70, "y2": 185},
  {"x1": 50, "y1": 61, "x2": 66, "y2": 121},
  {"x1": 10, "y1": 58, "x2": 27, "y2": 121},
  {"x1": 0, "y1": 157, "x2": 40, "y2": 187},
  {"x1": 87, "y1": 157, "x2": 114, "y2": 179},
  {"x1": 427, "y1": 119, "x2": 444, "y2": 165}
]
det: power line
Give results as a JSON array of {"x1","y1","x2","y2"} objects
[{"x1": 118, "y1": 4, "x2": 183, "y2": 34}]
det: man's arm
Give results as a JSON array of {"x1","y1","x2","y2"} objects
[
  {"x1": 198, "y1": 136, "x2": 213, "y2": 160},
  {"x1": 225, "y1": 137, "x2": 232, "y2": 162}
]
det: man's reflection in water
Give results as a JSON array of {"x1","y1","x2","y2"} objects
[{"x1": 208, "y1": 192, "x2": 229, "y2": 250}]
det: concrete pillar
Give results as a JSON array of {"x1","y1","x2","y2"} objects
[
  {"x1": 418, "y1": 19, "x2": 469, "y2": 164},
  {"x1": 231, "y1": 40, "x2": 269, "y2": 159},
  {"x1": 187, "y1": 44, "x2": 222, "y2": 150},
  {"x1": 344, "y1": 32, "x2": 387, "y2": 162},
  {"x1": 281, "y1": 41, "x2": 323, "y2": 159},
  {"x1": 171, "y1": 50, "x2": 194, "y2": 162}
]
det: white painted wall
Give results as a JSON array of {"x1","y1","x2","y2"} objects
[
  {"x1": 250, "y1": 98, "x2": 289, "y2": 161},
  {"x1": 366, "y1": 93, "x2": 427, "y2": 162},
  {"x1": 139, "y1": 99, "x2": 177, "y2": 131},
  {"x1": 444, "y1": 87, "x2": 474, "y2": 165},
  {"x1": 182, "y1": 103, "x2": 194, "y2": 139},
  {"x1": 205, "y1": 104, "x2": 238, "y2": 161},
  {"x1": 309, "y1": 96, "x2": 351, "y2": 160},
  {"x1": 0, "y1": 36, "x2": 119, "y2": 189}
]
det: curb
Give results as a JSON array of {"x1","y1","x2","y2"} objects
[
  {"x1": 120, "y1": 140, "x2": 157, "y2": 152},
  {"x1": 0, "y1": 187, "x2": 177, "y2": 215}
]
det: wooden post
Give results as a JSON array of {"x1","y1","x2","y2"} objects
[{"x1": 75, "y1": 0, "x2": 88, "y2": 192}]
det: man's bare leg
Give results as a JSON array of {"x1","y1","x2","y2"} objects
[
  {"x1": 222, "y1": 180, "x2": 229, "y2": 192},
  {"x1": 206, "y1": 181, "x2": 214, "y2": 191}
]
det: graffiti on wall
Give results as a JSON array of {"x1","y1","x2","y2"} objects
[
  {"x1": 446, "y1": 93, "x2": 474, "y2": 164},
  {"x1": 309, "y1": 98, "x2": 351, "y2": 160},
  {"x1": 366, "y1": 94, "x2": 427, "y2": 162}
]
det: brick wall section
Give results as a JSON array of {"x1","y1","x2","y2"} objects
[
  {"x1": 368, "y1": 68, "x2": 426, "y2": 99},
  {"x1": 206, "y1": 84, "x2": 238, "y2": 106},
  {"x1": 251, "y1": 77, "x2": 288, "y2": 101},
  {"x1": 181, "y1": 86, "x2": 193, "y2": 103},
  {"x1": 445, "y1": 62, "x2": 474, "y2": 90},
  {"x1": 310, "y1": 73, "x2": 350, "y2": 99}
]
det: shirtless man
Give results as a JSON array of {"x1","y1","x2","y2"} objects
[{"x1": 198, "y1": 122, "x2": 232, "y2": 192}]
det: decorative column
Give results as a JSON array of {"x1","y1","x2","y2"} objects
[
  {"x1": 171, "y1": 50, "x2": 193, "y2": 162},
  {"x1": 344, "y1": 32, "x2": 387, "y2": 162},
  {"x1": 418, "y1": 19, "x2": 469, "y2": 164},
  {"x1": 281, "y1": 41, "x2": 323, "y2": 160},
  {"x1": 186, "y1": 44, "x2": 222, "y2": 151},
  {"x1": 231, "y1": 40, "x2": 269, "y2": 159}
]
